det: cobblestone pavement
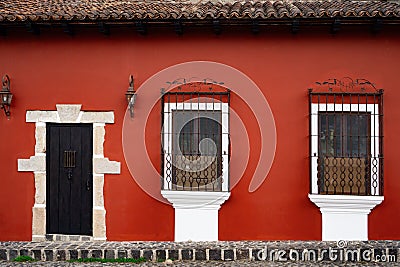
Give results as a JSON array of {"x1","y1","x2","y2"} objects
[
  {"x1": 0, "y1": 240, "x2": 399, "y2": 265},
  {"x1": 0, "y1": 261, "x2": 399, "y2": 266}
]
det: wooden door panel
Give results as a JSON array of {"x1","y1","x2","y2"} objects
[
  {"x1": 47, "y1": 125, "x2": 60, "y2": 234},
  {"x1": 46, "y1": 124, "x2": 93, "y2": 235},
  {"x1": 58, "y1": 126, "x2": 71, "y2": 233},
  {"x1": 69, "y1": 126, "x2": 83, "y2": 234},
  {"x1": 76, "y1": 126, "x2": 93, "y2": 235}
]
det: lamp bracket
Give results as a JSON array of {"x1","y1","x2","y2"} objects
[{"x1": 1, "y1": 74, "x2": 11, "y2": 118}]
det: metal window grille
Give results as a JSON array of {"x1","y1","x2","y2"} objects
[
  {"x1": 309, "y1": 78, "x2": 383, "y2": 196},
  {"x1": 63, "y1": 150, "x2": 76, "y2": 168},
  {"x1": 161, "y1": 82, "x2": 230, "y2": 192}
]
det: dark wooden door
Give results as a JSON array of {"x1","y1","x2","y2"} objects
[{"x1": 46, "y1": 123, "x2": 93, "y2": 235}]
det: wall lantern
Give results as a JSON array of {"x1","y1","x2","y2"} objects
[
  {"x1": 125, "y1": 75, "x2": 136, "y2": 118},
  {"x1": 1, "y1": 75, "x2": 13, "y2": 118}
]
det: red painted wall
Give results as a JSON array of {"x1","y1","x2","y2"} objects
[{"x1": 0, "y1": 26, "x2": 399, "y2": 241}]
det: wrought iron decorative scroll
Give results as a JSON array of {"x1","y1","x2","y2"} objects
[
  {"x1": 161, "y1": 78, "x2": 226, "y2": 95},
  {"x1": 311, "y1": 77, "x2": 382, "y2": 93}
]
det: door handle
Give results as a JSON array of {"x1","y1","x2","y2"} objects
[
  {"x1": 67, "y1": 168, "x2": 73, "y2": 180},
  {"x1": 86, "y1": 179, "x2": 90, "y2": 191}
]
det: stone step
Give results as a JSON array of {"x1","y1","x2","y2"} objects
[{"x1": 0, "y1": 241, "x2": 399, "y2": 263}]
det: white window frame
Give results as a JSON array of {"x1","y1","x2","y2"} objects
[
  {"x1": 310, "y1": 103, "x2": 380, "y2": 195},
  {"x1": 163, "y1": 102, "x2": 229, "y2": 191}
]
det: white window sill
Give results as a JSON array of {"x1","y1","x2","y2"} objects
[
  {"x1": 309, "y1": 194, "x2": 383, "y2": 241},
  {"x1": 161, "y1": 190, "x2": 230, "y2": 209},
  {"x1": 308, "y1": 194, "x2": 384, "y2": 213}
]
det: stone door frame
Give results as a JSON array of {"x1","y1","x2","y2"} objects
[{"x1": 18, "y1": 104, "x2": 120, "y2": 241}]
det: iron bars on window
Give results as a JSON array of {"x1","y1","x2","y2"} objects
[
  {"x1": 309, "y1": 77, "x2": 383, "y2": 196},
  {"x1": 161, "y1": 82, "x2": 230, "y2": 192}
]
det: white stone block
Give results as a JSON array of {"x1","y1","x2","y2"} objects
[
  {"x1": 56, "y1": 104, "x2": 82, "y2": 122},
  {"x1": 32, "y1": 235, "x2": 46, "y2": 242},
  {"x1": 93, "y1": 126, "x2": 105, "y2": 156},
  {"x1": 81, "y1": 112, "x2": 114, "y2": 123},
  {"x1": 35, "y1": 124, "x2": 46, "y2": 153},
  {"x1": 32, "y1": 206, "x2": 46, "y2": 236},
  {"x1": 26, "y1": 111, "x2": 58, "y2": 123},
  {"x1": 18, "y1": 156, "x2": 46, "y2": 172},
  {"x1": 93, "y1": 175, "x2": 105, "y2": 207},
  {"x1": 34, "y1": 172, "x2": 46, "y2": 204},
  {"x1": 93, "y1": 158, "x2": 120, "y2": 174},
  {"x1": 93, "y1": 208, "x2": 106, "y2": 240}
]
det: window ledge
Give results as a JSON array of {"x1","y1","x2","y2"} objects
[
  {"x1": 161, "y1": 190, "x2": 230, "y2": 210},
  {"x1": 309, "y1": 194, "x2": 383, "y2": 240},
  {"x1": 308, "y1": 194, "x2": 384, "y2": 214}
]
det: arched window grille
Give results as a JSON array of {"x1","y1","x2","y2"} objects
[{"x1": 309, "y1": 78, "x2": 383, "y2": 196}]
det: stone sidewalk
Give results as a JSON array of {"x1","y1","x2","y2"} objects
[
  {"x1": 0, "y1": 241, "x2": 399, "y2": 264},
  {"x1": 1, "y1": 260, "x2": 399, "y2": 266}
]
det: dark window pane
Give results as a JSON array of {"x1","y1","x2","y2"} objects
[
  {"x1": 173, "y1": 111, "x2": 221, "y2": 156},
  {"x1": 319, "y1": 113, "x2": 370, "y2": 157},
  {"x1": 171, "y1": 110, "x2": 223, "y2": 191}
]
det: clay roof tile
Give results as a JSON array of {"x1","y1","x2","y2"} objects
[{"x1": 0, "y1": 0, "x2": 399, "y2": 22}]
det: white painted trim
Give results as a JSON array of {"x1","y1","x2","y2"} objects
[
  {"x1": 163, "y1": 102, "x2": 229, "y2": 191},
  {"x1": 310, "y1": 103, "x2": 380, "y2": 195},
  {"x1": 162, "y1": 191, "x2": 230, "y2": 241},
  {"x1": 17, "y1": 104, "x2": 120, "y2": 241},
  {"x1": 309, "y1": 194, "x2": 383, "y2": 241}
]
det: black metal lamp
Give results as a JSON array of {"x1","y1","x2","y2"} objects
[
  {"x1": 1, "y1": 75, "x2": 13, "y2": 118},
  {"x1": 125, "y1": 74, "x2": 136, "y2": 118}
]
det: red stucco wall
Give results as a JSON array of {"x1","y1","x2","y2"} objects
[{"x1": 0, "y1": 26, "x2": 399, "y2": 241}]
